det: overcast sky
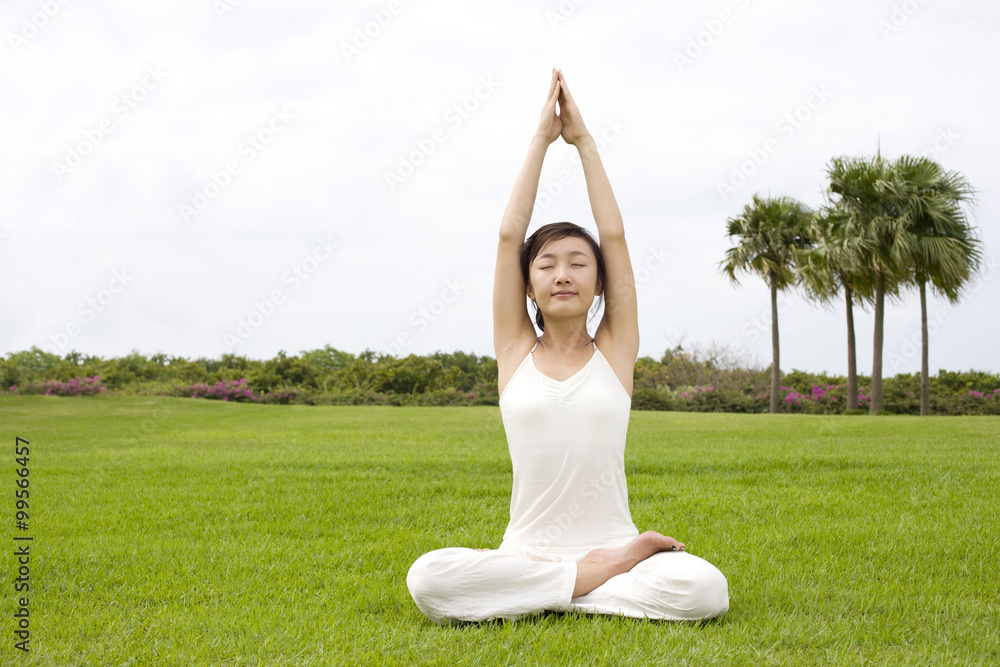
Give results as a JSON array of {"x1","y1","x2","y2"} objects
[{"x1": 2, "y1": 0, "x2": 998, "y2": 376}]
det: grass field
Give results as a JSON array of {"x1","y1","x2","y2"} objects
[{"x1": 1, "y1": 396, "x2": 998, "y2": 665}]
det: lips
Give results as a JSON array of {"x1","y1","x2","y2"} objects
[{"x1": 552, "y1": 292, "x2": 576, "y2": 297}]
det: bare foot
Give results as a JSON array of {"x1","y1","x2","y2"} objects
[{"x1": 573, "y1": 531, "x2": 684, "y2": 597}]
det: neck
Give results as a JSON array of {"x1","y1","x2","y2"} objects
[{"x1": 538, "y1": 317, "x2": 592, "y2": 352}]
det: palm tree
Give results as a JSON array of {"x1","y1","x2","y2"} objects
[
  {"x1": 889, "y1": 156, "x2": 981, "y2": 415},
  {"x1": 721, "y1": 195, "x2": 814, "y2": 413},
  {"x1": 797, "y1": 205, "x2": 874, "y2": 412},
  {"x1": 827, "y1": 155, "x2": 908, "y2": 415}
]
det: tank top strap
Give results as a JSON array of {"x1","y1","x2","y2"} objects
[{"x1": 591, "y1": 339, "x2": 597, "y2": 351}]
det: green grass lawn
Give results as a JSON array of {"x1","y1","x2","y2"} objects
[{"x1": 1, "y1": 396, "x2": 998, "y2": 666}]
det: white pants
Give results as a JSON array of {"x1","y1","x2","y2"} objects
[{"x1": 406, "y1": 545, "x2": 729, "y2": 624}]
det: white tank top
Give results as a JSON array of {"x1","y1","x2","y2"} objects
[{"x1": 498, "y1": 339, "x2": 639, "y2": 561}]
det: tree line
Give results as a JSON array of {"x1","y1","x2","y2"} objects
[
  {"x1": 3, "y1": 344, "x2": 998, "y2": 415},
  {"x1": 721, "y1": 152, "x2": 984, "y2": 415}
]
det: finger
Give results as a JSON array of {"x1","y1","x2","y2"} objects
[
  {"x1": 547, "y1": 68, "x2": 559, "y2": 98},
  {"x1": 558, "y1": 86, "x2": 573, "y2": 116},
  {"x1": 557, "y1": 71, "x2": 575, "y2": 104},
  {"x1": 542, "y1": 82, "x2": 560, "y2": 117}
]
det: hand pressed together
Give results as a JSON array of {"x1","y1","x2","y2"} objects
[
  {"x1": 535, "y1": 68, "x2": 563, "y2": 144},
  {"x1": 555, "y1": 69, "x2": 590, "y2": 146},
  {"x1": 535, "y1": 68, "x2": 592, "y2": 146}
]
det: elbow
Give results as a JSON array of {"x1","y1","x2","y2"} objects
[
  {"x1": 597, "y1": 229, "x2": 627, "y2": 246},
  {"x1": 595, "y1": 218, "x2": 626, "y2": 239},
  {"x1": 498, "y1": 223, "x2": 527, "y2": 245}
]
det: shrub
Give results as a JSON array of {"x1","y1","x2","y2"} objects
[
  {"x1": 631, "y1": 387, "x2": 673, "y2": 411},
  {"x1": 259, "y1": 387, "x2": 315, "y2": 405},
  {"x1": 173, "y1": 378, "x2": 260, "y2": 402},
  {"x1": 39, "y1": 376, "x2": 106, "y2": 396},
  {"x1": 2, "y1": 346, "x2": 996, "y2": 415},
  {"x1": 934, "y1": 388, "x2": 1000, "y2": 416}
]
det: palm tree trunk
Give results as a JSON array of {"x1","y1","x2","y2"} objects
[
  {"x1": 919, "y1": 279, "x2": 930, "y2": 416},
  {"x1": 870, "y1": 273, "x2": 885, "y2": 415},
  {"x1": 845, "y1": 283, "x2": 858, "y2": 412},
  {"x1": 770, "y1": 278, "x2": 780, "y2": 414}
]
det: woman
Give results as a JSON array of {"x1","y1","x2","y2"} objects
[{"x1": 406, "y1": 69, "x2": 728, "y2": 624}]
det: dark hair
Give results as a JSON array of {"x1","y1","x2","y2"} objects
[{"x1": 519, "y1": 222, "x2": 606, "y2": 332}]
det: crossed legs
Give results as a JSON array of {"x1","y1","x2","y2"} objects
[{"x1": 407, "y1": 531, "x2": 728, "y2": 624}]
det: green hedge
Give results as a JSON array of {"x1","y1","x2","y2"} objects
[{"x1": 3, "y1": 346, "x2": 998, "y2": 415}]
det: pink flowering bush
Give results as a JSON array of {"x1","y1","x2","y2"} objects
[
  {"x1": 174, "y1": 378, "x2": 260, "y2": 402},
  {"x1": 172, "y1": 378, "x2": 330, "y2": 405},
  {"x1": 777, "y1": 384, "x2": 872, "y2": 414},
  {"x1": 937, "y1": 387, "x2": 1000, "y2": 415},
  {"x1": 967, "y1": 389, "x2": 1000, "y2": 399},
  {"x1": 631, "y1": 384, "x2": 760, "y2": 413},
  {"x1": 678, "y1": 385, "x2": 715, "y2": 406},
  {"x1": 41, "y1": 376, "x2": 106, "y2": 396}
]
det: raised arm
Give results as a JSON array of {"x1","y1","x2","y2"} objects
[
  {"x1": 557, "y1": 71, "x2": 639, "y2": 368},
  {"x1": 494, "y1": 70, "x2": 563, "y2": 368}
]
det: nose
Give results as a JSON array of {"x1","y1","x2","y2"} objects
[{"x1": 555, "y1": 263, "x2": 571, "y2": 283}]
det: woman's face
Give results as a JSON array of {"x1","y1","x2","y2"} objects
[{"x1": 526, "y1": 236, "x2": 602, "y2": 320}]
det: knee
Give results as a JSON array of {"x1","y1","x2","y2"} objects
[
  {"x1": 406, "y1": 552, "x2": 443, "y2": 618},
  {"x1": 635, "y1": 552, "x2": 730, "y2": 620},
  {"x1": 406, "y1": 549, "x2": 464, "y2": 625},
  {"x1": 686, "y1": 560, "x2": 729, "y2": 620}
]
